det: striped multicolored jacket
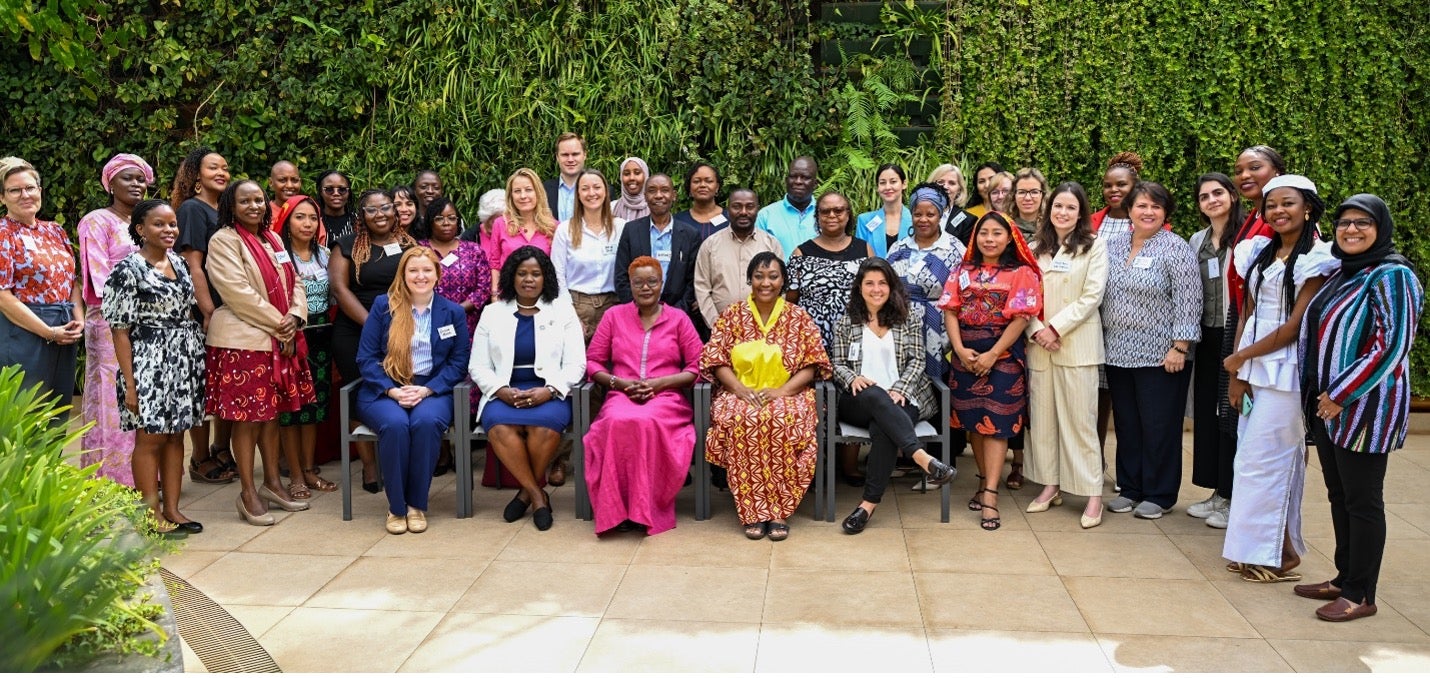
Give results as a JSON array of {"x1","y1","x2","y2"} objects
[{"x1": 1299, "y1": 262, "x2": 1424, "y2": 453}]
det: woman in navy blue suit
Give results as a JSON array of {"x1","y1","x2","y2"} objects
[{"x1": 357, "y1": 247, "x2": 473, "y2": 535}]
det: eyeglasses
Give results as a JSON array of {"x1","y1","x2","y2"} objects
[
  {"x1": 1015, "y1": 189, "x2": 1043, "y2": 198},
  {"x1": 989, "y1": 188, "x2": 1010, "y2": 197},
  {"x1": 4, "y1": 185, "x2": 41, "y2": 198},
  {"x1": 361, "y1": 203, "x2": 396, "y2": 216},
  {"x1": 631, "y1": 279, "x2": 662, "y2": 290},
  {"x1": 818, "y1": 207, "x2": 849, "y2": 216},
  {"x1": 322, "y1": 186, "x2": 350, "y2": 195},
  {"x1": 1333, "y1": 218, "x2": 1375, "y2": 231}
]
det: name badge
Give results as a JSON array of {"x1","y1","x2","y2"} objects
[
  {"x1": 383, "y1": 242, "x2": 403, "y2": 257},
  {"x1": 441, "y1": 253, "x2": 458, "y2": 267},
  {"x1": 868, "y1": 215, "x2": 883, "y2": 229},
  {"x1": 437, "y1": 324, "x2": 457, "y2": 339},
  {"x1": 19, "y1": 234, "x2": 37, "y2": 250},
  {"x1": 1049, "y1": 259, "x2": 1071, "y2": 273},
  {"x1": 1133, "y1": 256, "x2": 1154, "y2": 270},
  {"x1": 654, "y1": 250, "x2": 672, "y2": 263},
  {"x1": 848, "y1": 342, "x2": 862, "y2": 362},
  {"x1": 710, "y1": 214, "x2": 728, "y2": 226},
  {"x1": 958, "y1": 271, "x2": 971, "y2": 289},
  {"x1": 603, "y1": 243, "x2": 617, "y2": 256},
  {"x1": 273, "y1": 249, "x2": 292, "y2": 264},
  {"x1": 1206, "y1": 258, "x2": 1221, "y2": 279}
]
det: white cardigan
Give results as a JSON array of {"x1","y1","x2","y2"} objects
[{"x1": 468, "y1": 295, "x2": 587, "y2": 420}]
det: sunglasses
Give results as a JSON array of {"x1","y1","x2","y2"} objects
[{"x1": 322, "y1": 186, "x2": 351, "y2": 195}]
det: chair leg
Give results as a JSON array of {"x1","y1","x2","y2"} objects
[{"x1": 341, "y1": 434, "x2": 352, "y2": 521}]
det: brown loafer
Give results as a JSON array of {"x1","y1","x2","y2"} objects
[
  {"x1": 1315, "y1": 597, "x2": 1377, "y2": 622},
  {"x1": 1293, "y1": 580, "x2": 1342, "y2": 601}
]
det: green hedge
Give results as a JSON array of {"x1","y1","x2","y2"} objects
[{"x1": 3, "y1": 0, "x2": 1428, "y2": 393}]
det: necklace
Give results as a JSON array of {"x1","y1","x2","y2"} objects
[{"x1": 516, "y1": 302, "x2": 539, "y2": 310}]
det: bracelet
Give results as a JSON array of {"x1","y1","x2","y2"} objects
[
  {"x1": 546, "y1": 385, "x2": 560, "y2": 399},
  {"x1": 609, "y1": 374, "x2": 618, "y2": 389},
  {"x1": 1171, "y1": 346, "x2": 1188, "y2": 355}
]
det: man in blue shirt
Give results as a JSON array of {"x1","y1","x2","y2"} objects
[
  {"x1": 542, "y1": 132, "x2": 586, "y2": 222},
  {"x1": 755, "y1": 156, "x2": 818, "y2": 258}
]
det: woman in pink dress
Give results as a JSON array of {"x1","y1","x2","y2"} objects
[
  {"x1": 487, "y1": 168, "x2": 556, "y2": 295},
  {"x1": 78, "y1": 154, "x2": 153, "y2": 485},
  {"x1": 583, "y1": 255, "x2": 703, "y2": 535}
]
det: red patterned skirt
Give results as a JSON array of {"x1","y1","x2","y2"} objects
[{"x1": 206, "y1": 347, "x2": 316, "y2": 422}]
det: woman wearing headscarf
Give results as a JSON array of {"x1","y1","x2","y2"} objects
[
  {"x1": 611, "y1": 157, "x2": 650, "y2": 222},
  {"x1": 1296, "y1": 194, "x2": 1423, "y2": 622},
  {"x1": 78, "y1": 154, "x2": 153, "y2": 484}
]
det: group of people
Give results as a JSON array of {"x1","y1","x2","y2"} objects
[{"x1": 0, "y1": 136, "x2": 1420, "y2": 623}]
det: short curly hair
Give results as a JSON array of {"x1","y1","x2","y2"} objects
[
  {"x1": 128, "y1": 199, "x2": 171, "y2": 245},
  {"x1": 498, "y1": 246, "x2": 560, "y2": 303}
]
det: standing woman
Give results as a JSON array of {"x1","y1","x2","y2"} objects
[
  {"x1": 330, "y1": 188, "x2": 417, "y2": 492},
  {"x1": 1090, "y1": 152, "x2": 1142, "y2": 236},
  {"x1": 317, "y1": 171, "x2": 355, "y2": 243},
  {"x1": 103, "y1": 199, "x2": 207, "y2": 535},
  {"x1": 611, "y1": 157, "x2": 650, "y2": 222},
  {"x1": 927, "y1": 164, "x2": 969, "y2": 237},
  {"x1": 855, "y1": 163, "x2": 911, "y2": 258},
  {"x1": 675, "y1": 162, "x2": 729, "y2": 241},
  {"x1": 887, "y1": 184, "x2": 968, "y2": 385},
  {"x1": 421, "y1": 197, "x2": 492, "y2": 338},
  {"x1": 787, "y1": 191, "x2": 873, "y2": 349},
  {"x1": 1010, "y1": 168, "x2": 1048, "y2": 241},
  {"x1": 0, "y1": 158, "x2": 84, "y2": 410},
  {"x1": 1298, "y1": 193, "x2": 1423, "y2": 622},
  {"x1": 1185, "y1": 173, "x2": 1246, "y2": 525},
  {"x1": 78, "y1": 154, "x2": 152, "y2": 484},
  {"x1": 1221, "y1": 175, "x2": 1337, "y2": 583},
  {"x1": 1101, "y1": 182, "x2": 1201, "y2": 519},
  {"x1": 552, "y1": 169, "x2": 626, "y2": 342},
  {"x1": 939, "y1": 212, "x2": 1043, "y2": 531},
  {"x1": 393, "y1": 185, "x2": 423, "y2": 240},
  {"x1": 275, "y1": 195, "x2": 338, "y2": 498},
  {"x1": 963, "y1": 162, "x2": 1005, "y2": 220},
  {"x1": 204, "y1": 180, "x2": 315, "y2": 525},
  {"x1": 489, "y1": 168, "x2": 558, "y2": 291},
  {"x1": 1024, "y1": 183, "x2": 1108, "y2": 527}
]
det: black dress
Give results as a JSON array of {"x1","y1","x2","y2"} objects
[{"x1": 331, "y1": 234, "x2": 409, "y2": 384}]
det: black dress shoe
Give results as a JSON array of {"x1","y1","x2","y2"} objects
[
  {"x1": 172, "y1": 521, "x2": 204, "y2": 534},
  {"x1": 842, "y1": 506, "x2": 871, "y2": 535},
  {"x1": 925, "y1": 458, "x2": 957, "y2": 488},
  {"x1": 533, "y1": 506, "x2": 553, "y2": 531},
  {"x1": 503, "y1": 492, "x2": 531, "y2": 523}
]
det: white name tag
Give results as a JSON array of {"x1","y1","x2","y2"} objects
[
  {"x1": 19, "y1": 235, "x2": 37, "y2": 250},
  {"x1": 273, "y1": 249, "x2": 291, "y2": 264},
  {"x1": 654, "y1": 250, "x2": 672, "y2": 263},
  {"x1": 868, "y1": 215, "x2": 883, "y2": 229},
  {"x1": 1133, "y1": 256, "x2": 1154, "y2": 270},
  {"x1": 1049, "y1": 259, "x2": 1071, "y2": 273},
  {"x1": 441, "y1": 252, "x2": 458, "y2": 267},
  {"x1": 383, "y1": 243, "x2": 403, "y2": 257},
  {"x1": 602, "y1": 243, "x2": 617, "y2": 256},
  {"x1": 710, "y1": 214, "x2": 728, "y2": 226},
  {"x1": 849, "y1": 342, "x2": 862, "y2": 362},
  {"x1": 959, "y1": 271, "x2": 971, "y2": 289},
  {"x1": 1206, "y1": 258, "x2": 1221, "y2": 279},
  {"x1": 437, "y1": 324, "x2": 456, "y2": 339}
]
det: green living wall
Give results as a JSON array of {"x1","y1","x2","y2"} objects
[{"x1": 3, "y1": 0, "x2": 1428, "y2": 391}]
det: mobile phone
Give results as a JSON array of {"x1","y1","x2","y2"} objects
[{"x1": 1240, "y1": 393, "x2": 1254, "y2": 416}]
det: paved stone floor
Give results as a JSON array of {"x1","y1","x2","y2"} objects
[{"x1": 155, "y1": 430, "x2": 1430, "y2": 673}]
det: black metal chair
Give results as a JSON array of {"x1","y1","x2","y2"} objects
[
  {"x1": 338, "y1": 378, "x2": 467, "y2": 521},
  {"x1": 451, "y1": 381, "x2": 587, "y2": 519}
]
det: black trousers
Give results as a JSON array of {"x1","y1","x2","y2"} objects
[
  {"x1": 1191, "y1": 325, "x2": 1237, "y2": 498},
  {"x1": 838, "y1": 385, "x2": 923, "y2": 504},
  {"x1": 1309, "y1": 418, "x2": 1389, "y2": 605},
  {"x1": 1107, "y1": 364, "x2": 1191, "y2": 509}
]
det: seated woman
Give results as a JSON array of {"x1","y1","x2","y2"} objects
[
  {"x1": 469, "y1": 246, "x2": 586, "y2": 531},
  {"x1": 584, "y1": 256, "x2": 703, "y2": 535},
  {"x1": 356, "y1": 247, "x2": 472, "y2": 535},
  {"x1": 701, "y1": 252, "x2": 831, "y2": 541},
  {"x1": 832, "y1": 258, "x2": 956, "y2": 535}
]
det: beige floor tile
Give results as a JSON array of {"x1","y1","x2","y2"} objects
[
  {"x1": 236, "y1": 510, "x2": 388, "y2": 556},
  {"x1": 452, "y1": 560, "x2": 625, "y2": 617},
  {"x1": 1152, "y1": 510, "x2": 1230, "y2": 536},
  {"x1": 895, "y1": 487, "x2": 1034, "y2": 531},
  {"x1": 1212, "y1": 579, "x2": 1428, "y2": 643},
  {"x1": 1036, "y1": 531, "x2": 1202, "y2": 579},
  {"x1": 905, "y1": 528, "x2": 1054, "y2": 575},
  {"x1": 764, "y1": 569, "x2": 921, "y2": 627},
  {"x1": 755, "y1": 623, "x2": 932, "y2": 672},
  {"x1": 768, "y1": 521, "x2": 910, "y2": 571},
  {"x1": 496, "y1": 518, "x2": 642, "y2": 564},
  {"x1": 605, "y1": 564, "x2": 767, "y2": 623},
  {"x1": 363, "y1": 517, "x2": 521, "y2": 560},
  {"x1": 304, "y1": 556, "x2": 484, "y2": 612},
  {"x1": 1268, "y1": 639, "x2": 1430, "y2": 673},
  {"x1": 629, "y1": 518, "x2": 773, "y2": 568},
  {"x1": 398, "y1": 612, "x2": 600, "y2": 672},
  {"x1": 1387, "y1": 503, "x2": 1430, "y2": 539},
  {"x1": 1097, "y1": 634, "x2": 1292, "y2": 672},
  {"x1": 160, "y1": 548, "x2": 224, "y2": 579},
  {"x1": 1379, "y1": 583, "x2": 1430, "y2": 634},
  {"x1": 185, "y1": 552, "x2": 355, "y2": 606},
  {"x1": 179, "y1": 637, "x2": 206, "y2": 673},
  {"x1": 1382, "y1": 463, "x2": 1430, "y2": 506},
  {"x1": 578, "y1": 619, "x2": 759, "y2": 672},
  {"x1": 1063, "y1": 577, "x2": 1257, "y2": 638},
  {"x1": 1164, "y1": 533, "x2": 1236, "y2": 581},
  {"x1": 1301, "y1": 505, "x2": 1429, "y2": 541},
  {"x1": 219, "y1": 604, "x2": 294, "y2": 638},
  {"x1": 1378, "y1": 539, "x2": 1430, "y2": 585},
  {"x1": 167, "y1": 510, "x2": 268, "y2": 552},
  {"x1": 175, "y1": 479, "x2": 227, "y2": 508},
  {"x1": 258, "y1": 608, "x2": 441, "y2": 672},
  {"x1": 915, "y1": 572, "x2": 1087, "y2": 633},
  {"x1": 927, "y1": 630, "x2": 1112, "y2": 673}
]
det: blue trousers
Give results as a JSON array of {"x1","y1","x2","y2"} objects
[{"x1": 357, "y1": 390, "x2": 453, "y2": 516}]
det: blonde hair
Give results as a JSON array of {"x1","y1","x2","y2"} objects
[
  {"x1": 1012, "y1": 167, "x2": 1049, "y2": 222},
  {"x1": 926, "y1": 163, "x2": 967, "y2": 207},
  {"x1": 989, "y1": 171, "x2": 1016, "y2": 212},
  {"x1": 382, "y1": 247, "x2": 444, "y2": 386},
  {"x1": 504, "y1": 168, "x2": 557, "y2": 238},
  {"x1": 567, "y1": 169, "x2": 614, "y2": 249}
]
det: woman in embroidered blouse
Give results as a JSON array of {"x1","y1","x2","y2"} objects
[
  {"x1": 103, "y1": 199, "x2": 206, "y2": 536},
  {"x1": 1100, "y1": 181, "x2": 1201, "y2": 519},
  {"x1": 552, "y1": 169, "x2": 626, "y2": 342},
  {"x1": 0, "y1": 158, "x2": 83, "y2": 409},
  {"x1": 422, "y1": 197, "x2": 492, "y2": 338},
  {"x1": 939, "y1": 211, "x2": 1043, "y2": 530},
  {"x1": 78, "y1": 154, "x2": 152, "y2": 484},
  {"x1": 701, "y1": 252, "x2": 831, "y2": 541},
  {"x1": 275, "y1": 195, "x2": 338, "y2": 499},
  {"x1": 1297, "y1": 193, "x2": 1424, "y2": 622},
  {"x1": 489, "y1": 168, "x2": 558, "y2": 293},
  {"x1": 584, "y1": 256, "x2": 703, "y2": 535},
  {"x1": 855, "y1": 164, "x2": 912, "y2": 258}
]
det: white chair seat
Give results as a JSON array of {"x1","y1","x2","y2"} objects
[{"x1": 836, "y1": 420, "x2": 938, "y2": 440}]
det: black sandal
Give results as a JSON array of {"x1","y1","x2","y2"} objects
[
  {"x1": 767, "y1": 521, "x2": 790, "y2": 541},
  {"x1": 189, "y1": 456, "x2": 235, "y2": 484},
  {"x1": 743, "y1": 522, "x2": 768, "y2": 540},
  {"x1": 968, "y1": 475, "x2": 988, "y2": 511},
  {"x1": 979, "y1": 489, "x2": 1001, "y2": 531}
]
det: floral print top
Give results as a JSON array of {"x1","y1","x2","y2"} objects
[
  {"x1": 0, "y1": 216, "x2": 75, "y2": 304},
  {"x1": 938, "y1": 263, "x2": 1043, "y2": 329}
]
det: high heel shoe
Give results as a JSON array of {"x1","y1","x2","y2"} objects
[
  {"x1": 968, "y1": 475, "x2": 987, "y2": 511},
  {"x1": 235, "y1": 493, "x2": 275, "y2": 526},
  {"x1": 1080, "y1": 506, "x2": 1104, "y2": 529},
  {"x1": 258, "y1": 485, "x2": 310, "y2": 512},
  {"x1": 1025, "y1": 492, "x2": 1063, "y2": 513}
]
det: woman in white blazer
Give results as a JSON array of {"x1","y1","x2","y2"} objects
[
  {"x1": 468, "y1": 246, "x2": 586, "y2": 530},
  {"x1": 1024, "y1": 182, "x2": 1109, "y2": 528}
]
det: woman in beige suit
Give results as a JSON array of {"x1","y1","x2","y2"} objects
[{"x1": 1024, "y1": 182, "x2": 1109, "y2": 528}]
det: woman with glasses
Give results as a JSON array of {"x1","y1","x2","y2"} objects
[
  {"x1": 317, "y1": 170, "x2": 355, "y2": 243},
  {"x1": 854, "y1": 164, "x2": 911, "y2": 259}
]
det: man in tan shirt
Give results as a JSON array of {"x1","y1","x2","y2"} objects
[{"x1": 693, "y1": 187, "x2": 784, "y2": 329}]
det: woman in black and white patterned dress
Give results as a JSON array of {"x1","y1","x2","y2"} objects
[
  {"x1": 103, "y1": 199, "x2": 208, "y2": 536},
  {"x1": 787, "y1": 191, "x2": 872, "y2": 349}
]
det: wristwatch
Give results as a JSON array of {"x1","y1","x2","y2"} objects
[{"x1": 546, "y1": 385, "x2": 561, "y2": 400}]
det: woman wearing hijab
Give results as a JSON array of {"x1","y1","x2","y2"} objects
[
  {"x1": 78, "y1": 154, "x2": 153, "y2": 484},
  {"x1": 1296, "y1": 194, "x2": 1423, "y2": 622},
  {"x1": 611, "y1": 157, "x2": 650, "y2": 222}
]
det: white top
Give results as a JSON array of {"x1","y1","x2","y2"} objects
[
  {"x1": 860, "y1": 326, "x2": 900, "y2": 390},
  {"x1": 1232, "y1": 236, "x2": 1339, "y2": 390},
  {"x1": 551, "y1": 217, "x2": 628, "y2": 294}
]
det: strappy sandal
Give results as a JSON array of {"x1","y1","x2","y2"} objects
[
  {"x1": 1005, "y1": 463, "x2": 1024, "y2": 490},
  {"x1": 1226, "y1": 562, "x2": 1244, "y2": 573},
  {"x1": 968, "y1": 475, "x2": 988, "y2": 511},
  {"x1": 210, "y1": 445, "x2": 238, "y2": 475},
  {"x1": 767, "y1": 522, "x2": 790, "y2": 541},
  {"x1": 287, "y1": 482, "x2": 313, "y2": 501},
  {"x1": 1240, "y1": 564, "x2": 1302, "y2": 583},
  {"x1": 743, "y1": 522, "x2": 768, "y2": 540},
  {"x1": 979, "y1": 494, "x2": 1001, "y2": 531},
  {"x1": 189, "y1": 456, "x2": 235, "y2": 484},
  {"x1": 304, "y1": 467, "x2": 338, "y2": 493}
]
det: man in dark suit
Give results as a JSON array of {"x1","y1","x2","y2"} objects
[
  {"x1": 614, "y1": 174, "x2": 701, "y2": 326},
  {"x1": 541, "y1": 132, "x2": 586, "y2": 222}
]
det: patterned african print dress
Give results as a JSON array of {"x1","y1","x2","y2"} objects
[
  {"x1": 78, "y1": 208, "x2": 139, "y2": 484},
  {"x1": 938, "y1": 263, "x2": 1042, "y2": 438},
  {"x1": 787, "y1": 236, "x2": 867, "y2": 350},
  {"x1": 700, "y1": 297, "x2": 831, "y2": 524},
  {"x1": 886, "y1": 233, "x2": 966, "y2": 382}
]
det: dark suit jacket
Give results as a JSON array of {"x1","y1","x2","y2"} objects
[
  {"x1": 614, "y1": 215, "x2": 701, "y2": 314},
  {"x1": 542, "y1": 177, "x2": 566, "y2": 219},
  {"x1": 356, "y1": 294, "x2": 473, "y2": 401}
]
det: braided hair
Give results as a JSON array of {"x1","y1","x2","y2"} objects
[
  {"x1": 1105, "y1": 151, "x2": 1143, "y2": 181},
  {"x1": 351, "y1": 188, "x2": 417, "y2": 285},
  {"x1": 169, "y1": 146, "x2": 215, "y2": 210},
  {"x1": 1246, "y1": 186, "x2": 1324, "y2": 320}
]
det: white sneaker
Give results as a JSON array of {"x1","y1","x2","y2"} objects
[
  {"x1": 1186, "y1": 491, "x2": 1221, "y2": 519},
  {"x1": 1205, "y1": 503, "x2": 1230, "y2": 529}
]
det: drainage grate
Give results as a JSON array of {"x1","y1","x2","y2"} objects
[{"x1": 160, "y1": 568, "x2": 282, "y2": 673}]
